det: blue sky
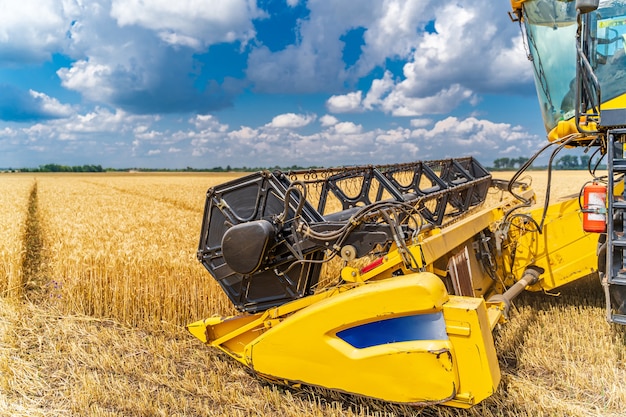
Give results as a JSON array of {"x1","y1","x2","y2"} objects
[{"x1": 0, "y1": 0, "x2": 548, "y2": 169}]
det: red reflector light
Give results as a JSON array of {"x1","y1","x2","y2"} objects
[{"x1": 360, "y1": 257, "x2": 384, "y2": 274}]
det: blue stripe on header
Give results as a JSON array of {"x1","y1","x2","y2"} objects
[{"x1": 336, "y1": 313, "x2": 448, "y2": 349}]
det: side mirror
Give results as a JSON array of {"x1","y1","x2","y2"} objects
[{"x1": 576, "y1": 0, "x2": 599, "y2": 14}]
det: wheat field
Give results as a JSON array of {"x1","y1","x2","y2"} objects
[{"x1": 0, "y1": 170, "x2": 624, "y2": 417}]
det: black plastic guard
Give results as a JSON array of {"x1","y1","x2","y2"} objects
[{"x1": 197, "y1": 171, "x2": 324, "y2": 313}]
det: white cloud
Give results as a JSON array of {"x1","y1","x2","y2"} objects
[
  {"x1": 333, "y1": 122, "x2": 362, "y2": 135},
  {"x1": 110, "y1": 0, "x2": 262, "y2": 49},
  {"x1": 417, "y1": 117, "x2": 536, "y2": 151},
  {"x1": 30, "y1": 107, "x2": 151, "y2": 146},
  {"x1": 253, "y1": 0, "x2": 529, "y2": 120},
  {"x1": 267, "y1": 113, "x2": 316, "y2": 129},
  {"x1": 229, "y1": 126, "x2": 258, "y2": 140},
  {"x1": 28, "y1": 90, "x2": 73, "y2": 118},
  {"x1": 376, "y1": 127, "x2": 411, "y2": 145},
  {"x1": 354, "y1": 0, "x2": 433, "y2": 77},
  {"x1": 191, "y1": 114, "x2": 229, "y2": 131},
  {"x1": 326, "y1": 91, "x2": 363, "y2": 113},
  {"x1": 363, "y1": 71, "x2": 394, "y2": 110},
  {"x1": 48, "y1": 1, "x2": 246, "y2": 115},
  {"x1": 391, "y1": 1, "x2": 531, "y2": 95},
  {"x1": 57, "y1": 61, "x2": 115, "y2": 102},
  {"x1": 381, "y1": 84, "x2": 475, "y2": 117},
  {"x1": 0, "y1": 127, "x2": 17, "y2": 138},
  {"x1": 0, "y1": 0, "x2": 78, "y2": 63},
  {"x1": 157, "y1": 32, "x2": 201, "y2": 49},
  {"x1": 319, "y1": 115, "x2": 339, "y2": 127},
  {"x1": 0, "y1": 98, "x2": 543, "y2": 169},
  {"x1": 410, "y1": 118, "x2": 432, "y2": 128},
  {"x1": 246, "y1": 1, "x2": 389, "y2": 93}
]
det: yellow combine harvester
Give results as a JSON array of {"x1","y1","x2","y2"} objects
[{"x1": 188, "y1": 0, "x2": 626, "y2": 408}]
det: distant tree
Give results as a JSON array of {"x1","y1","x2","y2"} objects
[
  {"x1": 556, "y1": 155, "x2": 579, "y2": 169},
  {"x1": 493, "y1": 157, "x2": 510, "y2": 169},
  {"x1": 515, "y1": 157, "x2": 529, "y2": 168},
  {"x1": 580, "y1": 155, "x2": 591, "y2": 169}
]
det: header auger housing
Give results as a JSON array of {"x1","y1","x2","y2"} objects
[{"x1": 197, "y1": 157, "x2": 491, "y2": 313}]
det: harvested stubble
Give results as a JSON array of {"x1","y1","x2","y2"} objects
[{"x1": 0, "y1": 170, "x2": 624, "y2": 417}]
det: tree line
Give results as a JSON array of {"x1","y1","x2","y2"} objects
[
  {"x1": 492, "y1": 155, "x2": 598, "y2": 170},
  {"x1": 9, "y1": 164, "x2": 319, "y2": 173},
  {"x1": 19, "y1": 164, "x2": 105, "y2": 172}
]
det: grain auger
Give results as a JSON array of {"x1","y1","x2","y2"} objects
[{"x1": 188, "y1": 156, "x2": 599, "y2": 407}]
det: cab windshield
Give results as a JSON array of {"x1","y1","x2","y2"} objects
[
  {"x1": 522, "y1": 0, "x2": 577, "y2": 132},
  {"x1": 590, "y1": 2, "x2": 626, "y2": 107},
  {"x1": 523, "y1": 0, "x2": 626, "y2": 132}
]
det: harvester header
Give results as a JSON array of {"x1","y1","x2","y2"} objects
[{"x1": 189, "y1": 156, "x2": 599, "y2": 407}]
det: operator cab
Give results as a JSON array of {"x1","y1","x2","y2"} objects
[{"x1": 519, "y1": 0, "x2": 626, "y2": 135}]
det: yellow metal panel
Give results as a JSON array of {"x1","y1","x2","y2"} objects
[
  {"x1": 512, "y1": 197, "x2": 599, "y2": 291},
  {"x1": 245, "y1": 273, "x2": 457, "y2": 404},
  {"x1": 189, "y1": 273, "x2": 502, "y2": 407},
  {"x1": 603, "y1": 92, "x2": 626, "y2": 110},
  {"x1": 510, "y1": 0, "x2": 527, "y2": 10},
  {"x1": 442, "y1": 296, "x2": 501, "y2": 408}
]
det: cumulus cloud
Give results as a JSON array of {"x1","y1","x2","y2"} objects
[
  {"x1": 319, "y1": 115, "x2": 339, "y2": 127},
  {"x1": 410, "y1": 117, "x2": 540, "y2": 157},
  {"x1": 365, "y1": 1, "x2": 532, "y2": 114},
  {"x1": 184, "y1": 113, "x2": 539, "y2": 168},
  {"x1": 30, "y1": 90, "x2": 73, "y2": 117},
  {"x1": 0, "y1": 0, "x2": 78, "y2": 64},
  {"x1": 410, "y1": 118, "x2": 433, "y2": 128},
  {"x1": 110, "y1": 0, "x2": 263, "y2": 49},
  {"x1": 0, "y1": 85, "x2": 73, "y2": 122},
  {"x1": 58, "y1": 46, "x2": 242, "y2": 114},
  {"x1": 247, "y1": 0, "x2": 531, "y2": 101},
  {"x1": 383, "y1": 84, "x2": 476, "y2": 117},
  {"x1": 326, "y1": 91, "x2": 363, "y2": 113},
  {"x1": 267, "y1": 113, "x2": 316, "y2": 129},
  {"x1": 229, "y1": 126, "x2": 258, "y2": 140},
  {"x1": 46, "y1": 0, "x2": 248, "y2": 115},
  {"x1": 191, "y1": 114, "x2": 229, "y2": 131},
  {"x1": 332, "y1": 122, "x2": 362, "y2": 135},
  {"x1": 246, "y1": 0, "x2": 432, "y2": 93}
]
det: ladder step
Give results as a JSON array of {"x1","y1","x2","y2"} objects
[
  {"x1": 611, "y1": 239, "x2": 626, "y2": 247},
  {"x1": 610, "y1": 313, "x2": 626, "y2": 325},
  {"x1": 609, "y1": 274, "x2": 626, "y2": 285},
  {"x1": 614, "y1": 159, "x2": 626, "y2": 170},
  {"x1": 613, "y1": 200, "x2": 626, "y2": 209}
]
